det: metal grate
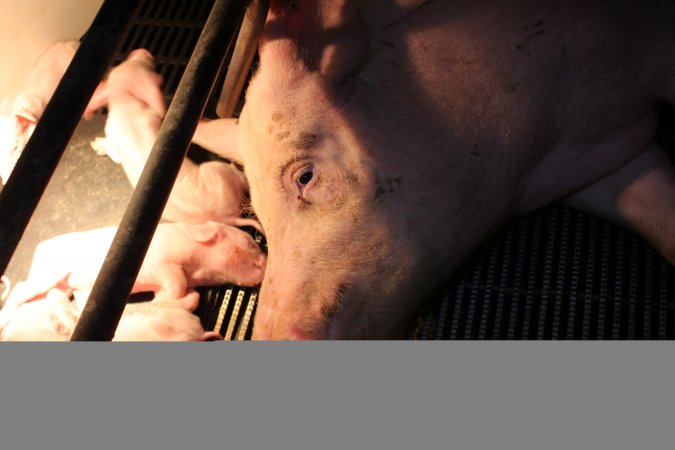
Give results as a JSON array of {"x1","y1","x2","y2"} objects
[
  {"x1": 407, "y1": 206, "x2": 675, "y2": 340},
  {"x1": 193, "y1": 231, "x2": 265, "y2": 340},
  {"x1": 408, "y1": 104, "x2": 675, "y2": 340},
  {"x1": 194, "y1": 285, "x2": 258, "y2": 340},
  {"x1": 111, "y1": 0, "x2": 225, "y2": 115}
]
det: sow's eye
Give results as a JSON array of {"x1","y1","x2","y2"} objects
[{"x1": 294, "y1": 166, "x2": 315, "y2": 199}]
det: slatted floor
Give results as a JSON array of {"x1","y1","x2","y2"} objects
[
  {"x1": 407, "y1": 206, "x2": 675, "y2": 340},
  {"x1": 110, "y1": 0, "x2": 237, "y2": 118}
]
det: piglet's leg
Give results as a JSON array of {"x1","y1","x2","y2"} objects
[{"x1": 563, "y1": 142, "x2": 675, "y2": 265}]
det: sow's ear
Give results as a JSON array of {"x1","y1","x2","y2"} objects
[{"x1": 265, "y1": 0, "x2": 368, "y2": 86}]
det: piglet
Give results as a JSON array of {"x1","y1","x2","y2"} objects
[
  {"x1": 90, "y1": 49, "x2": 260, "y2": 229},
  {"x1": 112, "y1": 291, "x2": 223, "y2": 341},
  {"x1": 0, "y1": 40, "x2": 79, "y2": 184},
  {"x1": 0, "y1": 285, "x2": 222, "y2": 341},
  {"x1": 14, "y1": 220, "x2": 266, "y2": 307},
  {"x1": 134, "y1": 220, "x2": 266, "y2": 298}
]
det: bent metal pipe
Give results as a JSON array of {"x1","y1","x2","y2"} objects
[{"x1": 216, "y1": 0, "x2": 269, "y2": 118}]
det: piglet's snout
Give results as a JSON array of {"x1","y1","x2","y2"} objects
[{"x1": 220, "y1": 228, "x2": 267, "y2": 287}]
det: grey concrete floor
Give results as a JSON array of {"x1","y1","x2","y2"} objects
[{"x1": 1, "y1": 114, "x2": 132, "y2": 285}]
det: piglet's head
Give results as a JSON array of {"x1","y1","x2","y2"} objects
[
  {"x1": 0, "y1": 285, "x2": 79, "y2": 341},
  {"x1": 179, "y1": 221, "x2": 266, "y2": 287},
  {"x1": 238, "y1": 1, "x2": 435, "y2": 339}
]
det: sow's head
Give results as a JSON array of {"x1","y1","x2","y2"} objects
[{"x1": 237, "y1": 1, "x2": 446, "y2": 339}]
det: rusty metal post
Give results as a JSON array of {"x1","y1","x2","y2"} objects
[
  {"x1": 71, "y1": 0, "x2": 250, "y2": 341},
  {"x1": 216, "y1": 0, "x2": 268, "y2": 118}
]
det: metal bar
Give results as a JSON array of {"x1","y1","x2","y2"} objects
[
  {"x1": 0, "y1": 0, "x2": 141, "y2": 278},
  {"x1": 71, "y1": 0, "x2": 250, "y2": 341},
  {"x1": 236, "y1": 290, "x2": 257, "y2": 340},
  {"x1": 216, "y1": 0, "x2": 268, "y2": 118}
]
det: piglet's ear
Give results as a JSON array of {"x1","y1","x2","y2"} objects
[
  {"x1": 15, "y1": 112, "x2": 37, "y2": 134},
  {"x1": 179, "y1": 221, "x2": 223, "y2": 243},
  {"x1": 192, "y1": 118, "x2": 242, "y2": 163}
]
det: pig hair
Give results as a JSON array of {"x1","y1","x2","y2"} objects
[
  {"x1": 319, "y1": 283, "x2": 346, "y2": 324},
  {"x1": 240, "y1": 195, "x2": 257, "y2": 219}
]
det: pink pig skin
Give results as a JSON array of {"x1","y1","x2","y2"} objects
[
  {"x1": 0, "y1": 286, "x2": 222, "y2": 341},
  {"x1": 108, "y1": 291, "x2": 223, "y2": 342},
  {"x1": 15, "y1": 221, "x2": 265, "y2": 306},
  {"x1": 134, "y1": 221, "x2": 266, "y2": 298},
  {"x1": 0, "y1": 40, "x2": 79, "y2": 184}
]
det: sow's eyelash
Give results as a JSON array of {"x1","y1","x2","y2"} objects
[
  {"x1": 279, "y1": 154, "x2": 315, "y2": 184},
  {"x1": 277, "y1": 155, "x2": 306, "y2": 181}
]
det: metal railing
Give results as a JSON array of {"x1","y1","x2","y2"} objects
[{"x1": 0, "y1": 0, "x2": 267, "y2": 340}]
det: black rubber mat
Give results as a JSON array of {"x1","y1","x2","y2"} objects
[{"x1": 121, "y1": 0, "x2": 675, "y2": 340}]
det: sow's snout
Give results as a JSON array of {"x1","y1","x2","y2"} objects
[{"x1": 251, "y1": 269, "x2": 417, "y2": 340}]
